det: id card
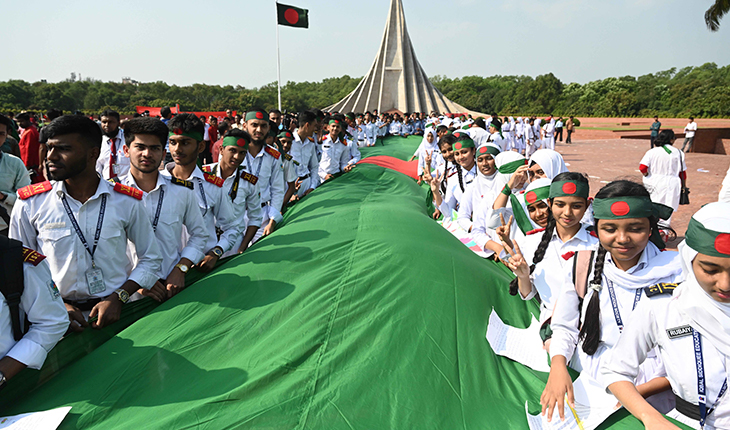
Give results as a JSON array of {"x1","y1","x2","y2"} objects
[
  {"x1": 86, "y1": 267, "x2": 106, "y2": 295},
  {"x1": 112, "y1": 164, "x2": 120, "y2": 175}
]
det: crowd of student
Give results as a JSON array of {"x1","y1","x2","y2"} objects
[{"x1": 0, "y1": 106, "x2": 729, "y2": 429}]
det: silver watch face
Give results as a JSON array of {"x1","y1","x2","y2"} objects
[{"x1": 178, "y1": 265, "x2": 189, "y2": 273}]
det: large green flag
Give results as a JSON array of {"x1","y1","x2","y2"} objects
[{"x1": 277, "y1": 3, "x2": 308, "y2": 28}]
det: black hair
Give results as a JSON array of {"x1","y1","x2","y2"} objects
[
  {"x1": 269, "y1": 109, "x2": 282, "y2": 116},
  {"x1": 578, "y1": 179, "x2": 655, "y2": 355},
  {"x1": 15, "y1": 112, "x2": 30, "y2": 121},
  {"x1": 46, "y1": 109, "x2": 63, "y2": 121},
  {"x1": 122, "y1": 117, "x2": 169, "y2": 147},
  {"x1": 160, "y1": 106, "x2": 172, "y2": 118},
  {"x1": 225, "y1": 128, "x2": 252, "y2": 141},
  {"x1": 509, "y1": 172, "x2": 590, "y2": 295},
  {"x1": 655, "y1": 129, "x2": 675, "y2": 146},
  {"x1": 167, "y1": 113, "x2": 204, "y2": 138},
  {"x1": 100, "y1": 109, "x2": 120, "y2": 121},
  {"x1": 436, "y1": 125, "x2": 448, "y2": 134},
  {"x1": 41, "y1": 115, "x2": 102, "y2": 149},
  {"x1": 218, "y1": 121, "x2": 230, "y2": 134},
  {"x1": 298, "y1": 110, "x2": 317, "y2": 126},
  {"x1": 437, "y1": 134, "x2": 459, "y2": 194},
  {"x1": 0, "y1": 114, "x2": 14, "y2": 131}
]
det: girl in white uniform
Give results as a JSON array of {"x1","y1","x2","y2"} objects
[
  {"x1": 503, "y1": 173, "x2": 599, "y2": 330},
  {"x1": 639, "y1": 130, "x2": 686, "y2": 227},
  {"x1": 601, "y1": 202, "x2": 730, "y2": 430},
  {"x1": 541, "y1": 180, "x2": 683, "y2": 423},
  {"x1": 528, "y1": 149, "x2": 568, "y2": 182},
  {"x1": 415, "y1": 129, "x2": 443, "y2": 185},
  {"x1": 429, "y1": 132, "x2": 476, "y2": 220},
  {"x1": 456, "y1": 143, "x2": 503, "y2": 233}
]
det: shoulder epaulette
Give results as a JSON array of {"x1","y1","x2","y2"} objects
[
  {"x1": 107, "y1": 177, "x2": 121, "y2": 184},
  {"x1": 17, "y1": 181, "x2": 52, "y2": 200},
  {"x1": 202, "y1": 165, "x2": 213, "y2": 173},
  {"x1": 170, "y1": 177, "x2": 194, "y2": 190},
  {"x1": 644, "y1": 282, "x2": 678, "y2": 297},
  {"x1": 113, "y1": 183, "x2": 143, "y2": 200},
  {"x1": 240, "y1": 171, "x2": 259, "y2": 185},
  {"x1": 526, "y1": 227, "x2": 546, "y2": 236},
  {"x1": 203, "y1": 172, "x2": 224, "y2": 187},
  {"x1": 264, "y1": 145, "x2": 281, "y2": 159},
  {"x1": 22, "y1": 247, "x2": 46, "y2": 266},
  {"x1": 562, "y1": 251, "x2": 576, "y2": 260}
]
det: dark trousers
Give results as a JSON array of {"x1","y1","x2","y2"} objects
[
  {"x1": 566, "y1": 129, "x2": 573, "y2": 143},
  {"x1": 555, "y1": 127, "x2": 563, "y2": 141},
  {"x1": 650, "y1": 136, "x2": 656, "y2": 148}
]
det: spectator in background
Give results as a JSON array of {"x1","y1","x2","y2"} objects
[
  {"x1": 96, "y1": 109, "x2": 127, "y2": 180},
  {"x1": 681, "y1": 117, "x2": 697, "y2": 153},
  {"x1": 269, "y1": 109, "x2": 283, "y2": 130},
  {"x1": 554, "y1": 117, "x2": 564, "y2": 142},
  {"x1": 15, "y1": 113, "x2": 43, "y2": 183},
  {"x1": 200, "y1": 115, "x2": 212, "y2": 164},
  {"x1": 211, "y1": 121, "x2": 230, "y2": 163},
  {"x1": 0, "y1": 114, "x2": 31, "y2": 234},
  {"x1": 208, "y1": 116, "x2": 219, "y2": 145},
  {"x1": 565, "y1": 116, "x2": 575, "y2": 144},
  {"x1": 160, "y1": 106, "x2": 172, "y2": 125},
  {"x1": 649, "y1": 115, "x2": 661, "y2": 148}
]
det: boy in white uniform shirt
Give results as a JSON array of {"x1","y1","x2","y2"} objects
[
  {"x1": 275, "y1": 130, "x2": 300, "y2": 208},
  {"x1": 319, "y1": 117, "x2": 355, "y2": 182},
  {"x1": 160, "y1": 113, "x2": 241, "y2": 272},
  {"x1": 203, "y1": 128, "x2": 263, "y2": 256},
  {"x1": 242, "y1": 109, "x2": 286, "y2": 243},
  {"x1": 95, "y1": 109, "x2": 129, "y2": 180},
  {"x1": 10, "y1": 115, "x2": 162, "y2": 331},
  {"x1": 120, "y1": 117, "x2": 210, "y2": 301},
  {"x1": 291, "y1": 110, "x2": 320, "y2": 199}
]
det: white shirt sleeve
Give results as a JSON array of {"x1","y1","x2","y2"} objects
[
  {"x1": 6, "y1": 259, "x2": 68, "y2": 369},
  {"x1": 549, "y1": 270, "x2": 584, "y2": 361},
  {"x1": 125, "y1": 201, "x2": 163, "y2": 289},
  {"x1": 268, "y1": 159, "x2": 286, "y2": 224},
  {"x1": 212, "y1": 188, "x2": 242, "y2": 253},
  {"x1": 456, "y1": 184, "x2": 475, "y2": 232},
  {"x1": 179, "y1": 187, "x2": 210, "y2": 265}
]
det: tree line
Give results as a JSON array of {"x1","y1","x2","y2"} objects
[{"x1": 0, "y1": 62, "x2": 727, "y2": 118}]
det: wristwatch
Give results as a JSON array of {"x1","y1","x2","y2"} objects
[
  {"x1": 210, "y1": 247, "x2": 223, "y2": 258},
  {"x1": 0, "y1": 370, "x2": 6, "y2": 390},
  {"x1": 175, "y1": 263, "x2": 190, "y2": 273},
  {"x1": 113, "y1": 289, "x2": 130, "y2": 304}
]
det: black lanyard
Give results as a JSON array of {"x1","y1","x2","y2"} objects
[
  {"x1": 195, "y1": 178, "x2": 208, "y2": 217},
  {"x1": 60, "y1": 193, "x2": 107, "y2": 268},
  {"x1": 151, "y1": 188, "x2": 164, "y2": 232},
  {"x1": 693, "y1": 330, "x2": 728, "y2": 428},
  {"x1": 605, "y1": 279, "x2": 643, "y2": 332}
]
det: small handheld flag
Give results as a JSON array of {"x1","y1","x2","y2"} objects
[{"x1": 277, "y1": 3, "x2": 309, "y2": 28}]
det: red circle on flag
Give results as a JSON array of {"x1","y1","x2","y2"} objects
[
  {"x1": 526, "y1": 191, "x2": 538, "y2": 204},
  {"x1": 236, "y1": 139, "x2": 246, "y2": 148},
  {"x1": 715, "y1": 233, "x2": 730, "y2": 255},
  {"x1": 562, "y1": 182, "x2": 577, "y2": 194},
  {"x1": 255, "y1": 112, "x2": 264, "y2": 119},
  {"x1": 611, "y1": 201, "x2": 630, "y2": 216},
  {"x1": 285, "y1": 8, "x2": 299, "y2": 24}
]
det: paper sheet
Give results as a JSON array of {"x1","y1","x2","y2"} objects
[
  {"x1": 439, "y1": 218, "x2": 490, "y2": 258},
  {"x1": 0, "y1": 406, "x2": 71, "y2": 430},
  {"x1": 486, "y1": 308, "x2": 551, "y2": 373},
  {"x1": 525, "y1": 375, "x2": 621, "y2": 430}
]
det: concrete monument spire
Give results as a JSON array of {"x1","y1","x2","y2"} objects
[{"x1": 326, "y1": 0, "x2": 468, "y2": 114}]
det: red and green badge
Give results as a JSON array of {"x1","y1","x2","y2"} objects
[{"x1": 686, "y1": 218, "x2": 730, "y2": 258}]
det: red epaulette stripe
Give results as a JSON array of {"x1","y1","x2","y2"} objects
[
  {"x1": 562, "y1": 251, "x2": 576, "y2": 260},
  {"x1": 264, "y1": 145, "x2": 281, "y2": 159},
  {"x1": 202, "y1": 165, "x2": 213, "y2": 173},
  {"x1": 22, "y1": 247, "x2": 46, "y2": 266},
  {"x1": 113, "y1": 183, "x2": 143, "y2": 200},
  {"x1": 588, "y1": 230, "x2": 598, "y2": 238},
  {"x1": 17, "y1": 181, "x2": 52, "y2": 200},
  {"x1": 203, "y1": 173, "x2": 224, "y2": 187},
  {"x1": 526, "y1": 227, "x2": 546, "y2": 236}
]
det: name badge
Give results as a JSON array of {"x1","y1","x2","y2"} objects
[
  {"x1": 112, "y1": 164, "x2": 121, "y2": 175},
  {"x1": 86, "y1": 267, "x2": 106, "y2": 295},
  {"x1": 666, "y1": 325, "x2": 693, "y2": 339}
]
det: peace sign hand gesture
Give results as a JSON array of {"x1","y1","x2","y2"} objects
[
  {"x1": 496, "y1": 213, "x2": 513, "y2": 246},
  {"x1": 501, "y1": 239, "x2": 530, "y2": 280}
]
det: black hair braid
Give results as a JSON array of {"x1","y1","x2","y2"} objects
[
  {"x1": 508, "y1": 214, "x2": 555, "y2": 296},
  {"x1": 456, "y1": 163, "x2": 465, "y2": 193},
  {"x1": 440, "y1": 161, "x2": 450, "y2": 195},
  {"x1": 578, "y1": 245, "x2": 607, "y2": 355}
]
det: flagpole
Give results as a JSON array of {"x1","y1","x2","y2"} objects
[{"x1": 275, "y1": 1, "x2": 282, "y2": 111}]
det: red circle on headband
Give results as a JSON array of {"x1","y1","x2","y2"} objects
[
  {"x1": 715, "y1": 233, "x2": 730, "y2": 255},
  {"x1": 611, "y1": 201, "x2": 630, "y2": 216},
  {"x1": 454, "y1": 142, "x2": 462, "y2": 150},
  {"x1": 173, "y1": 128, "x2": 183, "y2": 135},
  {"x1": 255, "y1": 112, "x2": 264, "y2": 119},
  {"x1": 236, "y1": 139, "x2": 247, "y2": 148},
  {"x1": 525, "y1": 191, "x2": 538, "y2": 204},
  {"x1": 478, "y1": 147, "x2": 487, "y2": 154},
  {"x1": 562, "y1": 182, "x2": 577, "y2": 194}
]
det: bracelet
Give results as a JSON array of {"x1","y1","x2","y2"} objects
[{"x1": 501, "y1": 184, "x2": 511, "y2": 196}]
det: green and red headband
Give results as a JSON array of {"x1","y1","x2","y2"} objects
[
  {"x1": 523, "y1": 186, "x2": 551, "y2": 206},
  {"x1": 477, "y1": 145, "x2": 500, "y2": 157},
  {"x1": 592, "y1": 196, "x2": 672, "y2": 220},
  {"x1": 169, "y1": 128, "x2": 204, "y2": 142},
  {"x1": 329, "y1": 118, "x2": 342, "y2": 126},
  {"x1": 452, "y1": 132, "x2": 475, "y2": 150},
  {"x1": 245, "y1": 110, "x2": 267, "y2": 122},
  {"x1": 686, "y1": 218, "x2": 730, "y2": 258},
  {"x1": 497, "y1": 158, "x2": 527, "y2": 174},
  {"x1": 278, "y1": 131, "x2": 293, "y2": 140},
  {"x1": 549, "y1": 180, "x2": 589, "y2": 199},
  {"x1": 510, "y1": 185, "x2": 551, "y2": 234},
  {"x1": 222, "y1": 135, "x2": 250, "y2": 149}
]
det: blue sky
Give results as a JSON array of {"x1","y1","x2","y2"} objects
[{"x1": 4, "y1": 0, "x2": 729, "y2": 87}]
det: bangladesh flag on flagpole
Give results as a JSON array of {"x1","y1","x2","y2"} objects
[{"x1": 277, "y1": 3, "x2": 308, "y2": 28}]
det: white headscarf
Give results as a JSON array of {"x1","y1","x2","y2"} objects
[
  {"x1": 529, "y1": 149, "x2": 568, "y2": 180},
  {"x1": 494, "y1": 151, "x2": 526, "y2": 190},
  {"x1": 475, "y1": 143, "x2": 504, "y2": 196},
  {"x1": 674, "y1": 202, "x2": 730, "y2": 357},
  {"x1": 602, "y1": 241, "x2": 682, "y2": 290}
]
